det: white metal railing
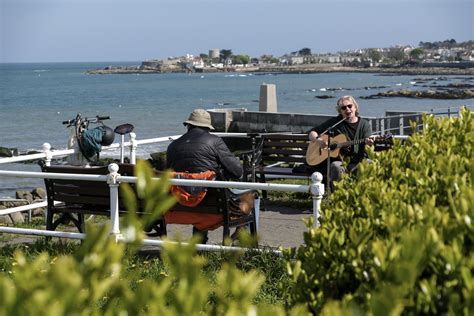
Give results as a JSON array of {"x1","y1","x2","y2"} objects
[
  {"x1": 0, "y1": 163, "x2": 324, "y2": 253},
  {"x1": 370, "y1": 105, "x2": 472, "y2": 136},
  {"x1": 0, "y1": 132, "x2": 255, "y2": 166}
]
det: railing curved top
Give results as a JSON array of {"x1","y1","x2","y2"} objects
[{"x1": 0, "y1": 169, "x2": 312, "y2": 193}]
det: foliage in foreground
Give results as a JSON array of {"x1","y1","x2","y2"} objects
[
  {"x1": 286, "y1": 108, "x2": 474, "y2": 314},
  {"x1": 0, "y1": 161, "x2": 304, "y2": 315},
  {"x1": 2, "y1": 111, "x2": 472, "y2": 315}
]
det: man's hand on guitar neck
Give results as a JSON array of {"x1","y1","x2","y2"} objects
[
  {"x1": 309, "y1": 131, "x2": 328, "y2": 149},
  {"x1": 365, "y1": 136, "x2": 375, "y2": 146}
]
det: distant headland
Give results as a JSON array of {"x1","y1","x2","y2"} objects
[
  {"x1": 87, "y1": 63, "x2": 473, "y2": 76},
  {"x1": 87, "y1": 39, "x2": 474, "y2": 76}
]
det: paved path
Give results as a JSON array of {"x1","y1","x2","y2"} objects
[{"x1": 165, "y1": 203, "x2": 312, "y2": 249}]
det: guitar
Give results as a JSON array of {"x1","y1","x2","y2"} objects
[{"x1": 305, "y1": 134, "x2": 392, "y2": 166}]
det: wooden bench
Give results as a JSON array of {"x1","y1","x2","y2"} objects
[
  {"x1": 40, "y1": 161, "x2": 257, "y2": 243},
  {"x1": 258, "y1": 133, "x2": 312, "y2": 180},
  {"x1": 244, "y1": 133, "x2": 395, "y2": 194},
  {"x1": 39, "y1": 161, "x2": 147, "y2": 233},
  {"x1": 239, "y1": 133, "x2": 314, "y2": 183}
]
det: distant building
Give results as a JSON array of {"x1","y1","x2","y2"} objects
[
  {"x1": 209, "y1": 49, "x2": 220, "y2": 59},
  {"x1": 289, "y1": 56, "x2": 304, "y2": 65}
]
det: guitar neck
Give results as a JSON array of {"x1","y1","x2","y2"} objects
[{"x1": 336, "y1": 138, "x2": 366, "y2": 148}]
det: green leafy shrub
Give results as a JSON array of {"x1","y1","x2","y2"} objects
[
  {"x1": 0, "y1": 160, "x2": 306, "y2": 315},
  {"x1": 285, "y1": 109, "x2": 474, "y2": 315}
]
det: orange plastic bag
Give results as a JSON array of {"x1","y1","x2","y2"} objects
[{"x1": 170, "y1": 170, "x2": 216, "y2": 207}]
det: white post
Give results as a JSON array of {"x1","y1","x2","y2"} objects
[
  {"x1": 399, "y1": 115, "x2": 404, "y2": 136},
  {"x1": 310, "y1": 172, "x2": 324, "y2": 227},
  {"x1": 107, "y1": 163, "x2": 121, "y2": 239},
  {"x1": 129, "y1": 132, "x2": 137, "y2": 164},
  {"x1": 120, "y1": 135, "x2": 125, "y2": 163},
  {"x1": 42, "y1": 143, "x2": 52, "y2": 166},
  {"x1": 254, "y1": 197, "x2": 261, "y2": 230}
]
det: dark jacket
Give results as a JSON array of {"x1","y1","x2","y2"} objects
[
  {"x1": 166, "y1": 127, "x2": 243, "y2": 180},
  {"x1": 311, "y1": 115, "x2": 372, "y2": 163}
]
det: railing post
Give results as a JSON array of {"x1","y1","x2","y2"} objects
[
  {"x1": 254, "y1": 196, "x2": 261, "y2": 230},
  {"x1": 399, "y1": 114, "x2": 404, "y2": 136},
  {"x1": 310, "y1": 172, "x2": 324, "y2": 227},
  {"x1": 119, "y1": 135, "x2": 125, "y2": 163},
  {"x1": 130, "y1": 132, "x2": 137, "y2": 165},
  {"x1": 42, "y1": 143, "x2": 52, "y2": 166},
  {"x1": 107, "y1": 163, "x2": 121, "y2": 240},
  {"x1": 380, "y1": 118, "x2": 385, "y2": 135}
]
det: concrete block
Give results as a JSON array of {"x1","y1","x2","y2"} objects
[{"x1": 259, "y1": 83, "x2": 278, "y2": 112}]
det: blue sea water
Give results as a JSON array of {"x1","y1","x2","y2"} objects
[{"x1": 0, "y1": 62, "x2": 473, "y2": 197}]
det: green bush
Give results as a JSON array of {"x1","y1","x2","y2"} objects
[
  {"x1": 0, "y1": 161, "x2": 307, "y2": 315},
  {"x1": 285, "y1": 109, "x2": 474, "y2": 315}
]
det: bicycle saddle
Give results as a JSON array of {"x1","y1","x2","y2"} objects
[{"x1": 114, "y1": 123, "x2": 134, "y2": 135}]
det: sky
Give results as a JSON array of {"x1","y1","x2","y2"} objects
[{"x1": 1, "y1": 0, "x2": 472, "y2": 63}]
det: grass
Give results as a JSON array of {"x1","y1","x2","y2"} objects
[{"x1": 264, "y1": 178, "x2": 314, "y2": 209}]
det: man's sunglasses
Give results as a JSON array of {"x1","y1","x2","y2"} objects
[{"x1": 340, "y1": 104, "x2": 353, "y2": 111}]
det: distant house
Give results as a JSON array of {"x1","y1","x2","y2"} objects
[
  {"x1": 314, "y1": 54, "x2": 341, "y2": 63},
  {"x1": 289, "y1": 56, "x2": 304, "y2": 65},
  {"x1": 340, "y1": 56, "x2": 361, "y2": 64}
]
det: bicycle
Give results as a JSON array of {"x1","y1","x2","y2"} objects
[
  {"x1": 64, "y1": 113, "x2": 135, "y2": 166},
  {"x1": 63, "y1": 113, "x2": 114, "y2": 166}
]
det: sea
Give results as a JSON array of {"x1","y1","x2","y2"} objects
[{"x1": 0, "y1": 62, "x2": 473, "y2": 197}]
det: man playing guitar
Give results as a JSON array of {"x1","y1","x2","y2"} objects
[{"x1": 308, "y1": 95, "x2": 374, "y2": 187}]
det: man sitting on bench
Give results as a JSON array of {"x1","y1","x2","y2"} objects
[{"x1": 166, "y1": 109, "x2": 243, "y2": 243}]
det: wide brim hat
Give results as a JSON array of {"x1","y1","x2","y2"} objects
[{"x1": 183, "y1": 109, "x2": 215, "y2": 130}]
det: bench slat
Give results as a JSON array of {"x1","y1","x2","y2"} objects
[
  {"x1": 262, "y1": 134, "x2": 308, "y2": 141},
  {"x1": 53, "y1": 183, "x2": 110, "y2": 196},
  {"x1": 263, "y1": 156, "x2": 306, "y2": 163},
  {"x1": 263, "y1": 141, "x2": 308, "y2": 148},
  {"x1": 263, "y1": 148, "x2": 306, "y2": 155}
]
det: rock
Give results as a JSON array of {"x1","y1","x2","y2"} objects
[
  {"x1": 16, "y1": 190, "x2": 34, "y2": 203},
  {"x1": 9, "y1": 212, "x2": 24, "y2": 224},
  {"x1": 315, "y1": 95, "x2": 334, "y2": 99},
  {"x1": 32, "y1": 188, "x2": 46, "y2": 200},
  {"x1": 0, "y1": 214, "x2": 13, "y2": 225},
  {"x1": 32, "y1": 208, "x2": 45, "y2": 217},
  {"x1": 361, "y1": 88, "x2": 474, "y2": 100},
  {"x1": 0, "y1": 146, "x2": 18, "y2": 157}
]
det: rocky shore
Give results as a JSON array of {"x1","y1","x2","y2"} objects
[
  {"x1": 87, "y1": 63, "x2": 474, "y2": 76},
  {"x1": 361, "y1": 88, "x2": 474, "y2": 100},
  {"x1": 0, "y1": 188, "x2": 46, "y2": 225}
]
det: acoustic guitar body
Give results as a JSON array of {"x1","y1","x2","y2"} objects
[{"x1": 306, "y1": 134, "x2": 348, "y2": 166}]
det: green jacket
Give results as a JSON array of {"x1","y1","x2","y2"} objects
[{"x1": 310, "y1": 115, "x2": 372, "y2": 163}]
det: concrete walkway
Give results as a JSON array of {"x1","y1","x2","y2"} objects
[{"x1": 165, "y1": 203, "x2": 312, "y2": 249}]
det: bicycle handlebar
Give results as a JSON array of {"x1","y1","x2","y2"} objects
[
  {"x1": 62, "y1": 119, "x2": 75, "y2": 125},
  {"x1": 62, "y1": 115, "x2": 110, "y2": 125}
]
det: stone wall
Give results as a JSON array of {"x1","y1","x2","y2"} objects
[{"x1": 208, "y1": 109, "x2": 379, "y2": 134}]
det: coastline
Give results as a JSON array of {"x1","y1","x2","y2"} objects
[{"x1": 87, "y1": 64, "x2": 474, "y2": 76}]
